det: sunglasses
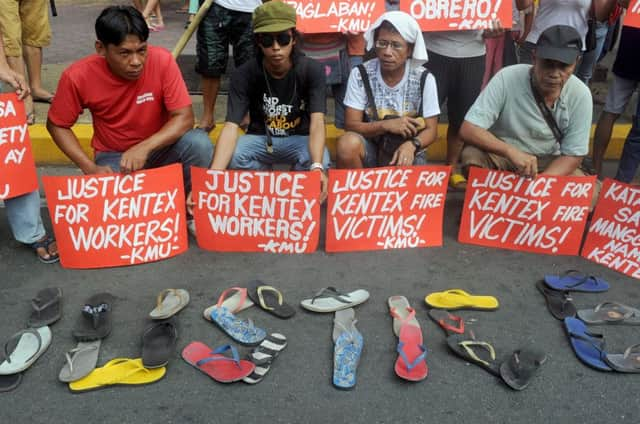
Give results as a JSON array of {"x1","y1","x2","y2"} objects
[{"x1": 258, "y1": 32, "x2": 292, "y2": 48}]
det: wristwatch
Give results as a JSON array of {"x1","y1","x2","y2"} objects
[{"x1": 410, "y1": 137, "x2": 422, "y2": 151}]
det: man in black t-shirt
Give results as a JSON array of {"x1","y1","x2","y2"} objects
[{"x1": 209, "y1": 1, "x2": 329, "y2": 200}]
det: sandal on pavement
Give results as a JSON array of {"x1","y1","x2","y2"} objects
[
  {"x1": 148, "y1": 288, "x2": 190, "y2": 320},
  {"x1": 332, "y1": 308, "x2": 364, "y2": 389},
  {"x1": 182, "y1": 342, "x2": 255, "y2": 383},
  {"x1": 388, "y1": 295, "x2": 420, "y2": 337},
  {"x1": 72, "y1": 293, "x2": 115, "y2": 342},
  {"x1": 203, "y1": 287, "x2": 254, "y2": 319},
  {"x1": 428, "y1": 309, "x2": 466, "y2": 336},
  {"x1": 300, "y1": 287, "x2": 370, "y2": 313},
  {"x1": 58, "y1": 340, "x2": 101, "y2": 382},
  {"x1": 577, "y1": 302, "x2": 640, "y2": 325},
  {"x1": 206, "y1": 288, "x2": 266, "y2": 346},
  {"x1": 564, "y1": 317, "x2": 612, "y2": 371},
  {"x1": 0, "y1": 326, "x2": 52, "y2": 375},
  {"x1": 425, "y1": 289, "x2": 499, "y2": 311},
  {"x1": 28, "y1": 235, "x2": 59, "y2": 264},
  {"x1": 28, "y1": 287, "x2": 63, "y2": 327},
  {"x1": 499, "y1": 348, "x2": 547, "y2": 391},
  {"x1": 544, "y1": 270, "x2": 609, "y2": 293},
  {"x1": 0, "y1": 374, "x2": 22, "y2": 392},
  {"x1": 68, "y1": 358, "x2": 166, "y2": 392},
  {"x1": 536, "y1": 281, "x2": 576, "y2": 320},
  {"x1": 604, "y1": 343, "x2": 640, "y2": 373},
  {"x1": 141, "y1": 321, "x2": 178, "y2": 368},
  {"x1": 395, "y1": 323, "x2": 428, "y2": 382},
  {"x1": 446, "y1": 333, "x2": 501, "y2": 376},
  {"x1": 247, "y1": 280, "x2": 295, "y2": 319},
  {"x1": 243, "y1": 333, "x2": 288, "y2": 384}
]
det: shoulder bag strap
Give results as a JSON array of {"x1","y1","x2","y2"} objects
[
  {"x1": 357, "y1": 64, "x2": 379, "y2": 121},
  {"x1": 417, "y1": 66, "x2": 430, "y2": 117},
  {"x1": 529, "y1": 70, "x2": 563, "y2": 144}
]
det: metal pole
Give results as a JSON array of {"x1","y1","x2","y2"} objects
[{"x1": 172, "y1": 0, "x2": 215, "y2": 58}]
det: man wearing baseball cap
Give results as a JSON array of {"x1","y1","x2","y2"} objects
[
  {"x1": 208, "y1": 0, "x2": 330, "y2": 201},
  {"x1": 459, "y1": 25, "x2": 592, "y2": 179}
]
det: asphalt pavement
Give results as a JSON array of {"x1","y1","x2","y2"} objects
[{"x1": 1, "y1": 1, "x2": 640, "y2": 423}]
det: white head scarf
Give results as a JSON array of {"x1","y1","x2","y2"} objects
[{"x1": 364, "y1": 11, "x2": 428, "y2": 62}]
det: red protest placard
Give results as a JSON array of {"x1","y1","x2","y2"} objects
[
  {"x1": 192, "y1": 168, "x2": 321, "y2": 253},
  {"x1": 0, "y1": 93, "x2": 38, "y2": 200},
  {"x1": 581, "y1": 179, "x2": 640, "y2": 280},
  {"x1": 458, "y1": 167, "x2": 595, "y2": 255},
  {"x1": 286, "y1": 0, "x2": 385, "y2": 33},
  {"x1": 326, "y1": 166, "x2": 450, "y2": 252},
  {"x1": 401, "y1": 0, "x2": 512, "y2": 31},
  {"x1": 624, "y1": 0, "x2": 640, "y2": 28},
  {"x1": 43, "y1": 164, "x2": 187, "y2": 269}
]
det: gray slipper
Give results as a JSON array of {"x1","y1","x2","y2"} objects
[
  {"x1": 604, "y1": 343, "x2": 640, "y2": 373},
  {"x1": 58, "y1": 340, "x2": 101, "y2": 382},
  {"x1": 577, "y1": 302, "x2": 640, "y2": 325}
]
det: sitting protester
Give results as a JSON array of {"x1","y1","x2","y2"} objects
[
  {"x1": 208, "y1": 1, "x2": 330, "y2": 200},
  {"x1": 335, "y1": 11, "x2": 439, "y2": 169},
  {"x1": 460, "y1": 25, "x2": 592, "y2": 179}
]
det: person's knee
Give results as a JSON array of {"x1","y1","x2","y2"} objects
[
  {"x1": 336, "y1": 132, "x2": 364, "y2": 165},
  {"x1": 178, "y1": 129, "x2": 214, "y2": 167}
]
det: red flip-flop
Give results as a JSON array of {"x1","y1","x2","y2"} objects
[
  {"x1": 394, "y1": 324, "x2": 428, "y2": 381},
  {"x1": 182, "y1": 341, "x2": 255, "y2": 383}
]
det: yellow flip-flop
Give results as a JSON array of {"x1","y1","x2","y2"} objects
[
  {"x1": 425, "y1": 289, "x2": 499, "y2": 310},
  {"x1": 449, "y1": 173, "x2": 467, "y2": 190},
  {"x1": 69, "y1": 358, "x2": 165, "y2": 392}
]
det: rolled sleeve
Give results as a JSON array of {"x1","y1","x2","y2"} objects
[{"x1": 464, "y1": 71, "x2": 506, "y2": 130}]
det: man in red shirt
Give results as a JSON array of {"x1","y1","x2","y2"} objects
[{"x1": 46, "y1": 6, "x2": 212, "y2": 209}]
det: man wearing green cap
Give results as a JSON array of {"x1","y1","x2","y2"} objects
[{"x1": 208, "y1": 0, "x2": 330, "y2": 201}]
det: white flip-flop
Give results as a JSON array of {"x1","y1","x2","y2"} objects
[
  {"x1": 300, "y1": 287, "x2": 370, "y2": 313},
  {"x1": 149, "y1": 289, "x2": 190, "y2": 319},
  {"x1": 0, "y1": 326, "x2": 52, "y2": 375}
]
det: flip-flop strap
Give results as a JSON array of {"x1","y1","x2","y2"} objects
[
  {"x1": 389, "y1": 306, "x2": 416, "y2": 325},
  {"x1": 569, "y1": 331, "x2": 607, "y2": 357},
  {"x1": 397, "y1": 342, "x2": 427, "y2": 371},
  {"x1": 561, "y1": 270, "x2": 600, "y2": 289},
  {"x1": 310, "y1": 287, "x2": 351, "y2": 305},
  {"x1": 31, "y1": 289, "x2": 61, "y2": 315},
  {"x1": 593, "y1": 302, "x2": 635, "y2": 321},
  {"x1": 3, "y1": 328, "x2": 42, "y2": 365},
  {"x1": 156, "y1": 289, "x2": 177, "y2": 308},
  {"x1": 196, "y1": 345, "x2": 242, "y2": 368},
  {"x1": 334, "y1": 319, "x2": 359, "y2": 343},
  {"x1": 256, "y1": 285, "x2": 283, "y2": 311},
  {"x1": 102, "y1": 363, "x2": 151, "y2": 385},
  {"x1": 82, "y1": 303, "x2": 110, "y2": 329},
  {"x1": 437, "y1": 313, "x2": 464, "y2": 334},
  {"x1": 64, "y1": 344, "x2": 99, "y2": 374},
  {"x1": 143, "y1": 322, "x2": 177, "y2": 344},
  {"x1": 216, "y1": 287, "x2": 246, "y2": 309},
  {"x1": 623, "y1": 343, "x2": 640, "y2": 360},
  {"x1": 458, "y1": 340, "x2": 496, "y2": 366}
]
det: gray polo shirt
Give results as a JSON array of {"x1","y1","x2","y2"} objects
[{"x1": 464, "y1": 64, "x2": 592, "y2": 156}]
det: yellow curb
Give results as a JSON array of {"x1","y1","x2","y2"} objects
[{"x1": 28, "y1": 123, "x2": 632, "y2": 166}]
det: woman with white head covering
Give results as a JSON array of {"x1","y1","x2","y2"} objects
[{"x1": 335, "y1": 11, "x2": 440, "y2": 169}]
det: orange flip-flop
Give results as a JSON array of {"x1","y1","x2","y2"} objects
[
  {"x1": 182, "y1": 342, "x2": 254, "y2": 383},
  {"x1": 394, "y1": 324, "x2": 428, "y2": 382}
]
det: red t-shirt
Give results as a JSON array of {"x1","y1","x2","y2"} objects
[{"x1": 48, "y1": 45, "x2": 191, "y2": 152}]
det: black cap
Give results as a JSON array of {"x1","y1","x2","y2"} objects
[{"x1": 536, "y1": 25, "x2": 582, "y2": 65}]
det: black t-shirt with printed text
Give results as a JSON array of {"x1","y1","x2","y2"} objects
[{"x1": 226, "y1": 55, "x2": 326, "y2": 137}]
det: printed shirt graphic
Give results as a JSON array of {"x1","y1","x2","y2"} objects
[
  {"x1": 343, "y1": 58, "x2": 440, "y2": 121},
  {"x1": 262, "y1": 73, "x2": 303, "y2": 137}
]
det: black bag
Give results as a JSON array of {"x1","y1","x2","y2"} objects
[
  {"x1": 357, "y1": 64, "x2": 429, "y2": 166},
  {"x1": 585, "y1": 2, "x2": 597, "y2": 52}
]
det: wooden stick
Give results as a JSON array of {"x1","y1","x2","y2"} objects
[{"x1": 172, "y1": 0, "x2": 215, "y2": 58}]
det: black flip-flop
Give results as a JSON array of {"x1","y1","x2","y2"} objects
[
  {"x1": 28, "y1": 236, "x2": 59, "y2": 264},
  {"x1": 72, "y1": 293, "x2": 115, "y2": 342},
  {"x1": 499, "y1": 348, "x2": 547, "y2": 390},
  {"x1": 428, "y1": 309, "x2": 466, "y2": 337},
  {"x1": 0, "y1": 374, "x2": 22, "y2": 392},
  {"x1": 141, "y1": 321, "x2": 178, "y2": 368},
  {"x1": 446, "y1": 333, "x2": 501, "y2": 376},
  {"x1": 536, "y1": 281, "x2": 576, "y2": 320},
  {"x1": 28, "y1": 287, "x2": 63, "y2": 327},
  {"x1": 246, "y1": 280, "x2": 296, "y2": 319}
]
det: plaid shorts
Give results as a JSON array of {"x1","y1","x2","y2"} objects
[{"x1": 195, "y1": 2, "x2": 254, "y2": 78}]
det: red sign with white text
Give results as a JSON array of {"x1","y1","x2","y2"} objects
[
  {"x1": 326, "y1": 166, "x2": 450, "y2": 252},
  {"x1": 0, "y1": 93, "x2": 38, "y2": 200},
  {"x1": 581, "y1": 179, "x2": 640, "y2": 280},
  {"x1": 43, "y1": 164, "x2": 187, "y2": 269},
  {"x1": 624, "y1": 0, "x2": 640, "y2": 29},
  {"x1": 192, "y1": 168, "x2": 321, "y2": 253},
  {"x1": 458, "y1": 167, "x2": 595, "y2": 255},
  {"x1": 285, "y1": 0, "x2": 385, "y2": 33},
  {"x1": 401, "y1": 0, "x2": 512, "y2": 31}
]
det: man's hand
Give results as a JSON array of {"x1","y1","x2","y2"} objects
[
  {"x1": 389, "y1": 141, "x2": 416, "y2": 166},
  {"x1": 120, "y1": 143, "x2": 152, "y2": 173},
  {"x1": 0, "y1": 67, "x2": 29, "y2": 100},
  {"x1": 382, "y1": 117, "x2": 421, "y2": 139},
  {"x1": 506, "y1": 146, "x2": 538, "y2": 178},
  {"x1": 84, "y1": 163, "x2": 115, "y2": 174},
  {"x1": 483, "y1": 19, "x2": 505, "y2": 38},
  {"x1": 313, "y1": 169, "x2": 328, "y2": 204},
  {"x1": 186, "y1": 191, "x2": 195, "y2": 216}
]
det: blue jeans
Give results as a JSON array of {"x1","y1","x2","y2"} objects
[
  {"x1": 615, "y1": 99, "x2": 640, "y2": 183},
  {"x1": 4, "y1": 190, "x2": 45, "y2": 244},
  {"x1": 94, "y1": 129, "x2": 213, "y2": 192},
  {"x1": 229, "y1": 134, "x2": 330, "y2": 170},
  {"x1": 576, "y1": 21, "x2": 609, "y2": 84}
]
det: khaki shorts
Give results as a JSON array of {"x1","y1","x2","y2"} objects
[{"x1": 0, "y1": 0, "x2": 51, "y2": 57}]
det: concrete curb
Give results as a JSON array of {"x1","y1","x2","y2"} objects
[{"x1": 29, "y1": 123, "x2": 632, "y2": 165}]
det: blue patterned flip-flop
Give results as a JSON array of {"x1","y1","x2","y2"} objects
[
  {"x1": 333, "y1": 308, "x2": 364, "y2": 390},
  {"x1": 209, "y1": 305, "x2": 266, "y2": 346}
]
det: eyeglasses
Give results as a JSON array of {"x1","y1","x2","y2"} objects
[
  {"x1": 375, "y1": 40, "x2": 406, "y2": 51},
  {"x1": 258, "y1": 32, "x2": 292, "y2": 48}
]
